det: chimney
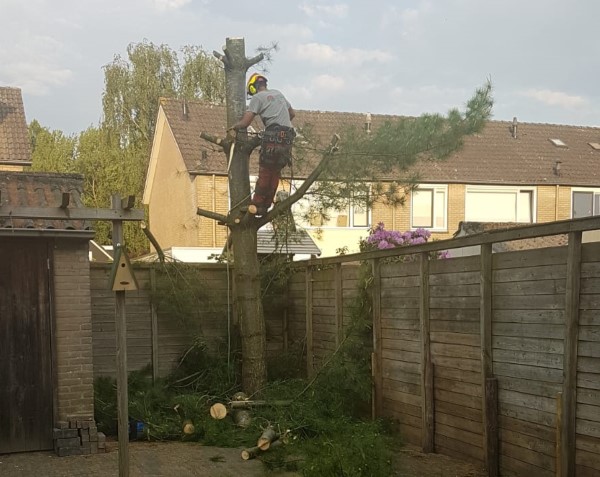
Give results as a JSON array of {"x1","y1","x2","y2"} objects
[
  {"x1": 554, "y1": 160, "x2": 562, "y2": 176},
  {"x1": 512, "y1": 117, "x2": 518, "y2": 139},
  {"x1": 365, "y1": 113, "x2": 372, "y2": 134}
]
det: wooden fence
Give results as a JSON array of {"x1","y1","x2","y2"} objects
[
  {"x1": 90, "y1": 262, "x2": 291, "y2": 379},
  {"x1": 291, "y1": 216, "x2": 600, "y2": 477},
  {"x1": 88, "y1": 215, "x2": 600, "y2": 476},
  {"x1": 90, "y1": 263, "x2": 232, "y2": 378}
]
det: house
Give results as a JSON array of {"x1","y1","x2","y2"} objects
[
  {"x1": 143, "y1": 98, "x2": 600, "y2": 257},
  {"x1": 0, "y1": 86, "x2": 101, "y2": 456},
  {"x1": 0, "y1": 87, "x2": 32, "y2": 171}
]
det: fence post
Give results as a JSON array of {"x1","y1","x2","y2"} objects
[
  {"x1": 556, "y1": 391, "x2": 563, "y2": 477},
  {"x1": 480, "y1": 243, "x2": 498, "y2": 476},
  {"x1": 305, "y1": 265, "x2": 314, "y2": 378},
  {"x1": 335, "y1": 263, "x2": 344, "y2": 347},
  {"x1": 561, "y1": 231, "x2": 582, "y2": 477},
  {"x1": 419, "y1": 252, "x2": 434, "y2": 453},
  {"x1": 150, "y1": 267, "x2": 159, "y2": 383},
  {"x1": 371, "y1": 259, "x2": 383, "y2": 419}
]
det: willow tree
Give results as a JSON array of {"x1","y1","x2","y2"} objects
[
  {"x1": 197, "y1": 37, "x2": 493, "y2": 394},
  {"x1": 94, "y1": 41, "x2": 227, "y2": 253}
]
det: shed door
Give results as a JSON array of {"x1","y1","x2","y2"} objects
[{"x1": 0, "y1": 238, "x2": 54, "y2": 453}]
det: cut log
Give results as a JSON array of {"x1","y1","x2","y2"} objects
[
  {"x1": 210, "y1": 403, "x2": 228, "y2": 420},
  {"x1": 232, "y1": 409, "x2": 252, "y2": 428},
  {"x1": 257, "y1": 426, "x2": 278, "y2": 450},
  {"x1": 241, "y1": 440, "x2": 282, "y2": 460},
  {"x1": 241, "y1": 445, "x2": 261, "y2": 461},
  {"x1": 182, "y1": 419, "x2": 195, "y2": 435}
]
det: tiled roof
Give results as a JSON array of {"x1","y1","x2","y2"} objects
[
  {"x1": 257, "y1": 228, "x2": 321, "y2": 256},
  {"x1": 0, "y1": 87, "x2": 32, "y2": 165},
  {"x1": 0, "y1": 172, "x2": 92, "y2": 231},
  {"x1": 454, "y1": 221, "x2": 568, "y2": 252},
  {"x1": 160, "y1": 97, "x2": 600, "y2": 186}
]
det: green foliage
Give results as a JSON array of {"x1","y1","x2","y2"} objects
[
  {"x1": 29, "y1": 120, "x2": 77, "y2": 173},
  {"x1": 150, "y1": 262, "x2": 218, "y2": 327},
  {"x1": 28, "y1": 40, "x2": 225, "y2": 256},
  {"x1": 292, "y1": 81, "x2": 493, "y2": 222}
]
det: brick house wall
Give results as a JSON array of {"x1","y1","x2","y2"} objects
[
  {"x1": 51, "y1": 239, "x2": 102, "y2": 456},
  {"x1": 196, "y1": 174, "x2": 229, "y2": 248},
  {"x1": 53, "y1": 239, "x2": 94, "y2": 421}
]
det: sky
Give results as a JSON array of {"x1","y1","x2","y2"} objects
[{"x1": 2, "y1": 0, "x2": 599, "y2": 135}]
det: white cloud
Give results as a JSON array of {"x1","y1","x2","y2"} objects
[
  {"x1": 299, "y1": 2, "x2": 348, "y2": 18},
  {"x1": 293, "y1": 43, "x2": 393, "y2": 67},
  {"x1": 0, "y1": 35, "x2": 73, "y2": 95},
  {"x1": 153, "y1": 0, "x2": 191, "y2": 12},
  {"x1": 380, "y1": 2, "x2": 434, "y2": 33},
  {"x1": 389, "y1": 84, "x2": 469, "y2": 115},
  {"x1": 311, "y1": 74, "x2": 345, "y2": 92},
  {"x1": 521, "y1": 89, "x2": 586, "y2": 109}
]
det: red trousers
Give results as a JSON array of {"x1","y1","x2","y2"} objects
[
  {"x1": 251, "y1": 125, "x2": 294, "y2": 209},
  {"x1": 252, "y1": 163, "x2": 283, "y2": 208}
]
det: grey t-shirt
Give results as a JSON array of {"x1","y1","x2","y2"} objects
[{"x1": 248, "y1": 89, "x2": 292, "y2": 128}]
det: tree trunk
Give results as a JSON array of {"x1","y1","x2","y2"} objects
[
  {"x1": 231, "y1": 226, "x2": 266, "y2": 393},
  {"x1": 220, "y1": 37, "x2": 267, "y2": 394}
]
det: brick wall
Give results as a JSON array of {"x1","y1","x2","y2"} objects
[
  {"x1": 196, "y1": 174, "x2": 229, "y2": 247},
  {"x1": 52, "y1": 239, "x2": 94, "y2": 421}
]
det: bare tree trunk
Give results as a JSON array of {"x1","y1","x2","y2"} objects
[
  {"x1": 200, "y1": 38, "x2": 338, "y2": 394},
  {"x1": 217, "y1": 37, "x2": 267, "y2": 394}
]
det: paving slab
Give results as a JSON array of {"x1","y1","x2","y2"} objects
[{"x1": 0, "y1": 441, "x2": 297, "y2": 477}]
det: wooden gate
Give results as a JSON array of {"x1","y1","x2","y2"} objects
[{"x1": 0, "y1": 238, "x2": 54, "y2": 453}]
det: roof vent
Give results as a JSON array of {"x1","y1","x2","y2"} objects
[
  {"x1": 549, "y1": 138, "x2": 567, "y2": 148},
  {"x1": 365, "y1": 113, "x2": 372, "y2": 134},
  {"x1": 589, "y1": 142, "x2": 600, "y2": 150},
  {"x1": 511, "y1": 117, "x2": 518, "y2": 139},
  {"x1": 182, "y1": 99, "x2": 188, "y2": 119}
]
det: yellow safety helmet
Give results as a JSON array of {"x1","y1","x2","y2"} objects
[{"x1": 247, "y1": 73, "x2": 267, "y2": 96}]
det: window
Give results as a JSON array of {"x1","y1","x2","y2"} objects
[
  {"x1": 411, "y1": 185, "x2": 447, "y2": 230},
  {"x1": 572, "y1": 189, "x2": 600, "y2": 218},
  {"x1": 465, "y1": 186, "x2": 534, "y2": 223},
  {"x1": 293, "y1": 182, "x2": 371, "y2": 228}
]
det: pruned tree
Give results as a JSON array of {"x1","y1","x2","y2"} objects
[{"x1": 197, "y1": 37, "x2": 493, "y2": 394}]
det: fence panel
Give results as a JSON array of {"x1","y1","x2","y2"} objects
[
  {"x1": 576, "y1": 242, "x2": 600, "y2": 476},
  {"x1": 492, "y1": 247, "x2": 566, "y2": 477},
  {"x1": 379, "y1": 260, "x2": 422, "y2": 445},
  {"x1": 429, "y1": 256, "x2": 483, "y2": 464}
]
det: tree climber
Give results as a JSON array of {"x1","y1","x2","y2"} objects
[{"x1": 230, "y1": 73, "x2": 296, "y2": 216}]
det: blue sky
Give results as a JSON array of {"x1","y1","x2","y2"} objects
[{"x1": 2, "y1": 0, "x2": 599, "y2": 135}]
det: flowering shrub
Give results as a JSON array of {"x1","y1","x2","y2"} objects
[{"x1": 360, "y1": 222, "x2": 449, "y2": 259}]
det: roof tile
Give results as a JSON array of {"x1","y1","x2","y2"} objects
[
  {"x1": 0, "y1": 172, "x2": 91, "y2": 231},
  {"x1": 161, "y1": 98, "x2": 600, "y2": 186},
  {"x1": 0, "y1": 87, "x2": 32, "y2": 165}
]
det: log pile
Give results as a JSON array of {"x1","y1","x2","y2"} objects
[{"x1": 209, "y1": 392, "x2": 290, "y2": 460}]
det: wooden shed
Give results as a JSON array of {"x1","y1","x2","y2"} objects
[{"x1": 0, "y1": 171, "x2": 99, "y2": 455}]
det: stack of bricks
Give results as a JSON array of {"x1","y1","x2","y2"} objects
[{"x1": 53, "y1": 418, "x2": 106, "y2": 456}]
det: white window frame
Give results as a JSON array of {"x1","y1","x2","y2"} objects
[
  {"x1": 571, "y1": 187, "x2": 600, "y2": 218},
  {"x1": 410, "y1": 184, "x2": 448, "y2": 231},
  {"x1": 464, "y1": 185, "x2": 536, "y2": 224},
  {"x1": 291, "y1": 180, "x2": 371, "y2": 229}
]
